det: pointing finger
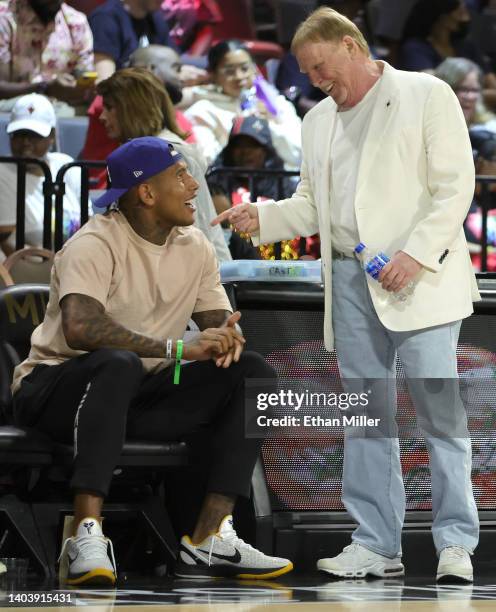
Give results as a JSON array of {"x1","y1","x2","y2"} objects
[{"x1": 211, "y1": 210, "x2": 232, "y2": 226}]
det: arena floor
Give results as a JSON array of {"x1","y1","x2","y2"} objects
[{"x1": 2, "y1": 575, "x2": 496, "y2": 611}]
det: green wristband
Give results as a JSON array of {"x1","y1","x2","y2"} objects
[{"x1": 173, "y1": 339, "x2": 183, "y2": 385}]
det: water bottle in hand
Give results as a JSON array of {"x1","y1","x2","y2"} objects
[
  {"x1": 240, "y1": 87, "x2": 258, "y2": 115},
  {"x1": 354, "y1": 242, "x2": 415, "y2": 302}
]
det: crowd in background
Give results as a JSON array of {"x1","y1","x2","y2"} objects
[{"x1": 1, "y1": 0, "x2": 496, "y2": 267}]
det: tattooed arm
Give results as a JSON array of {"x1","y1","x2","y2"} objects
[
  {"x1": 191, "y1": 310, "x2": 232, "y2": 330},
  {"x1": 61, "y1": 294, "x2": 245, "y2": 363},
  {"x1": 61, "y1": 293, "x2": 167, "y2": 357}
]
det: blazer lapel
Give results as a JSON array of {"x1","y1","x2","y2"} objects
[
  {"x1": 317, "y1": 100, "x2": 335, "y2": 197},
  {"x1": 321, "y1": 114, "x2": 334, "y2": 223},
  {"x1": 355, "y1": 63, "x2": 399, "y2": 203},
  {"x1": 309, "y1": 99, "x2": 336, "y2": 225}
]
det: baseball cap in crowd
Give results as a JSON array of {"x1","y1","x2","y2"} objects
[
  {"x1": 93, "y1": 137, "x2": 184, "y2": 210},
  {"x1": 229, "y1": 115, "x2": 273, "y2": 148},
  {"x1": 7, "y1": 94, "x2": 56, "y2": 137}
]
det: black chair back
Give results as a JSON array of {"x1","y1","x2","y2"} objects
[
  {"x1": 0, "y1": 284, "x2": 49, "y2": 420},
  {"x1": 223, "y1": 283, "x2": 236, "y2": 310}
]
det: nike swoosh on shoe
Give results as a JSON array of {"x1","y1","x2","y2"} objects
[{"x1": 196, "y1": 549, "x2": 242, "y2": 563}]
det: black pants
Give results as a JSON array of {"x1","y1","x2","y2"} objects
[{"x1": 13, "y1": 349, "x2": 276, "y2": 498}]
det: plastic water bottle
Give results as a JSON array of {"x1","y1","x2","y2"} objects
[
  {"x1": 240, "y1": 87, "x2": 258, "y2": 115},
  {"x1": 354, "y1": 242, "x2": 415, "y2": 302},
  {"x1": 253, "y1": 75, "x2": 278, "y2": 116}
]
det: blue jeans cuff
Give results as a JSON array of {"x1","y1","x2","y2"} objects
[{"x1": 352, "y1": 539, "x2": 402, "y2": 560}]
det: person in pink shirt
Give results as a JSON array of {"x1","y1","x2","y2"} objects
[{"x1": 0, "y1": 0, "x2": 94, "y2": 110}]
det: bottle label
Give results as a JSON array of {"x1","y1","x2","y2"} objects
[{"x1": 365, "y1": 253, "x2": 389, "y2": 280}]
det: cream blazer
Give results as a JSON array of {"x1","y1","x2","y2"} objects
[{"x1": 254, "y1": 62, "x2": 480, "y2": 351}]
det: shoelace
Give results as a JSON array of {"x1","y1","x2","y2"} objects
[
  {"x1": 443, "y1": 546, "x2": 467, "y2": 560},
  {"x1": 59, "y1": 535, "x2": 117, "y2": 572},
  {"x1": 342, "y1": 542, "x2": 362, "y2": 555},
  {"x1": 206, "y1": 529, "x2": 256, "y2": 567}
]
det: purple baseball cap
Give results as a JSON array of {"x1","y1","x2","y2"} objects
[{"x1": 93, "y1": 137, "x2": 184, "y2": 210}]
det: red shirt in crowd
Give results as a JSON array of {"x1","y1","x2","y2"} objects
[{"x1": 81, "y1": 94, "x2": 196, "y2": 189}]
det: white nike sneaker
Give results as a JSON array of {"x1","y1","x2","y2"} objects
[
  {"x1": 59, "y1": 517, "x2": 116, "y2": 586},
  {"x1": 317, "y1": 542, "x2": 405, "y2": 579},
  {"x1": 437, "y1": 546, "x2": 473, "y2": 583},
  {"x1": 175, "y1": 515, "x2": 293, "y2": 579}
]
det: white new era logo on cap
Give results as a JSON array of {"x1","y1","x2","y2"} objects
[{"x1": 133, "y1": 170, "x2": 143, "y2": 178}]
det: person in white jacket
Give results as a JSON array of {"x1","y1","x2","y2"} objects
[
  {"x1": 181, "y1": 40, "x2": 302, "y2": 169},
  {"x1": 213, "y1": 6, "x2": 480, "y2": 584}
]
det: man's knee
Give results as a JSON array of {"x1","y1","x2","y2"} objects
[
  {"x1": 237, "y1": 351, "x2": 277, "y2": 379},
  {"x1": 89, "y1": 348, "x2": 143, "y2": 378}
]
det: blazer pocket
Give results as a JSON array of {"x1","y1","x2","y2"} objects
[{"x1": 449, "y1": 235, "x2": 463, "y2": 252}]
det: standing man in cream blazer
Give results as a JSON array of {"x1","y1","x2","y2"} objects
[{"x1": 213, "y1": 7, "x2": 480, "y2": 583}]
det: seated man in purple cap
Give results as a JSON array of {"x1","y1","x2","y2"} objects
[{"x1": 10, "y1": 136, "x2": 293, "y2": 585}]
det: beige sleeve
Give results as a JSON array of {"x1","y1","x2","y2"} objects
[
  {"x1": 56, "y1": 234, "x2": 114, "y2": 308},
  {"x1": 193, "y1": 238, "x2": 233, "y2": 313}
]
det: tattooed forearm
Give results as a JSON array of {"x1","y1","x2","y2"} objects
[
  {"x1": 61, "y1": 293, "x2": 167, "y2": 357},
  {"x1": 191, "y1": 310, "x2": 231, "y2": 330}
]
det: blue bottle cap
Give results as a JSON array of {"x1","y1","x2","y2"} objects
[{"x1": 354, "y1": 242, "x2": 366, "y2": 254}]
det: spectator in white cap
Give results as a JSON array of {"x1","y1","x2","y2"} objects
[{"x1": 0, "y1": 93, "x2": 85, "y2": 256}]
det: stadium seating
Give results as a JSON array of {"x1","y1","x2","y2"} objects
[
  {"x1": 4, "y1": 248, "x2": 54, "y2": 285},
  {"x1": 0, "y1": 263, "x2": 13, "y2": 288},
  {"x1": 0, "y1": 284, "x2": 55, "y2": 577}
]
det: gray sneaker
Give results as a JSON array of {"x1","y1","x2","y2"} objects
[{"x1": 59, "y1": 517, "x2": 116, "y2": 586}]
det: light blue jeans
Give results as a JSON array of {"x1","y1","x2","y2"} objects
[{"x1": 332, "y1": 258, "x2": 479, "y2": 558}]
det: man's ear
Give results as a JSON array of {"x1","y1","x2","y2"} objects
[
  {"x1": 343, "y1": 35, "x2": 356, "y2": 56},
  {"x1": 136, "y1": 182, "x2": 156, "y2": 209}
]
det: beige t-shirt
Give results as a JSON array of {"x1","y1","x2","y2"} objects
[{"x1": 11, "y1": 210, "x2": 232, "y2": 394}]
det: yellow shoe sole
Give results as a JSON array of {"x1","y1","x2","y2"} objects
[
  {"x1": 65, "y1": 568, "x2": 116, "y2": 586},
  {"x1": 236, "y1": 562, "x2": 294, "y2": 580}
]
